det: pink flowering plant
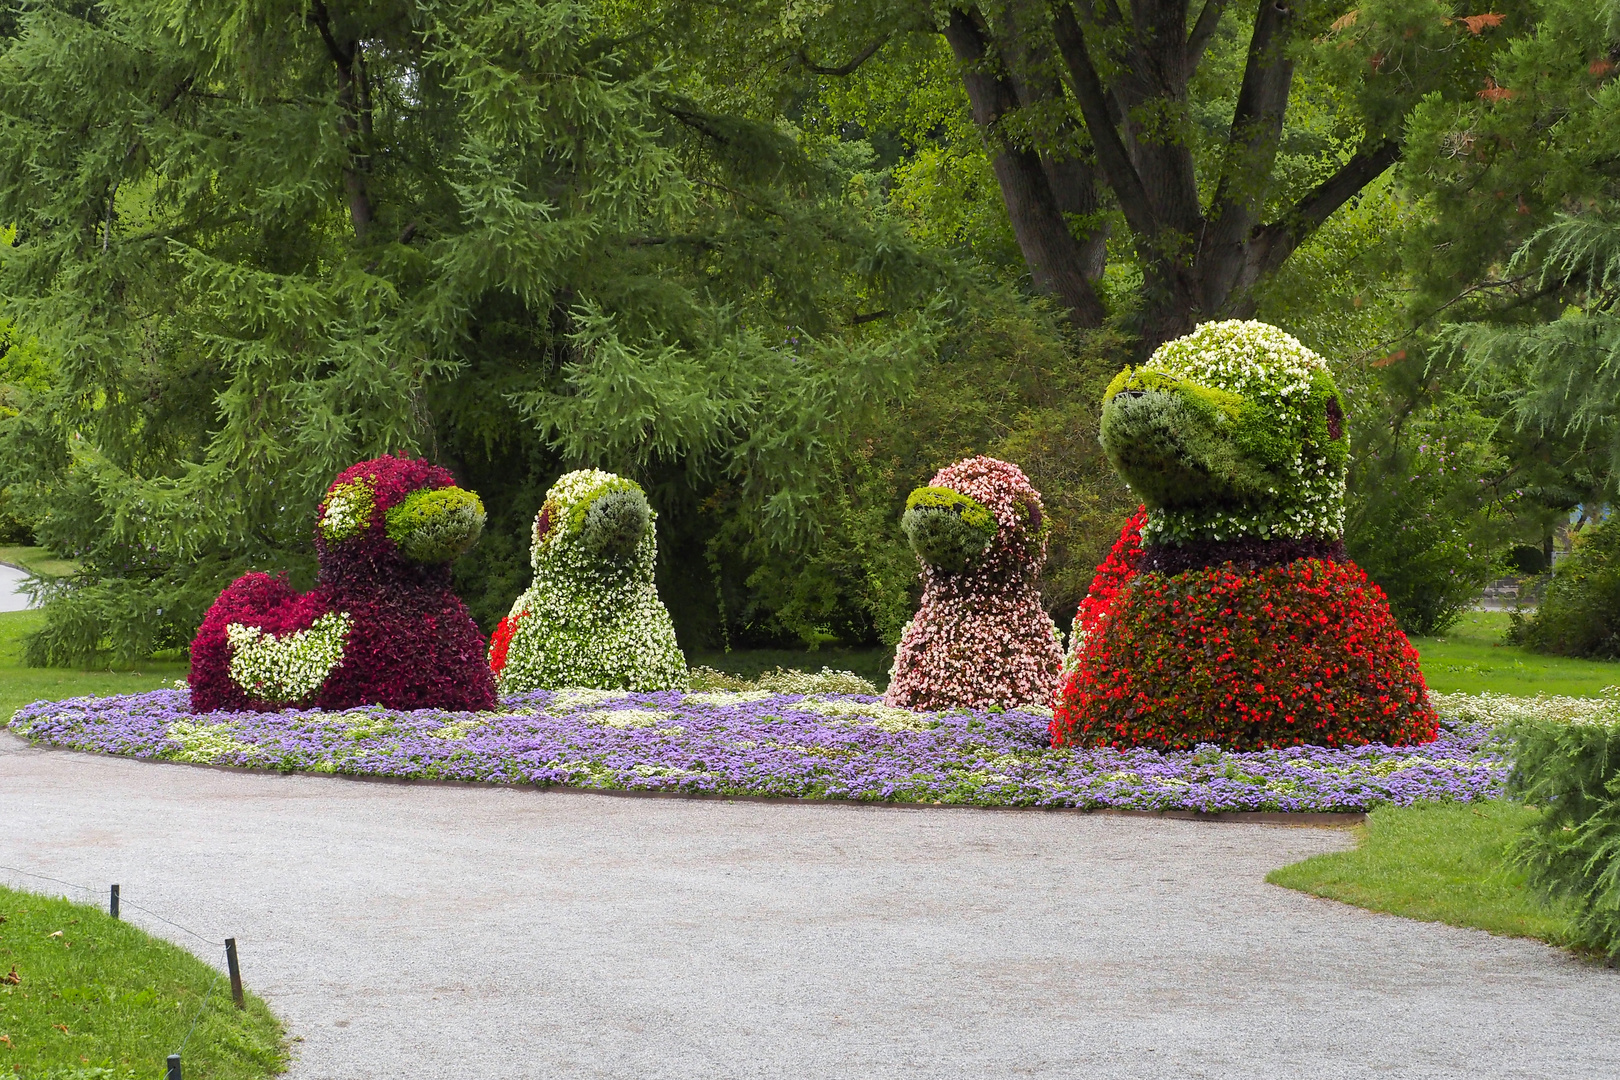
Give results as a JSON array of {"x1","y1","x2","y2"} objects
[{"x1": 884, "y1": 456, "x2": 1064, "y2": 712}]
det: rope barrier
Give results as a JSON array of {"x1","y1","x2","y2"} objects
[
  {"x1": 0, "y1": 864, "x2": 224, "y2": 946},
  {"x1": 0, "y1": 862, "x2": 244, "y2": 1078}
]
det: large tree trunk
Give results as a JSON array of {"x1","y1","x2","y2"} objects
[
  {"x1": 938, "y1": 0, "x2": 1401, "y2": 349},
  {"x1": 309, "y1": 1, "x2": 375, "y2": 241},
  {"x1": 943, "y1": 8, "x2": 1107, "y2": 329}
]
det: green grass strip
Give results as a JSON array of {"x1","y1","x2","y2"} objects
[
  {"x1": 0, "y1": 885, "x2": 286, "y2": 1079},
  {"x1": 1268, "y1": 800, "x2": 1577, "y2": 945}
]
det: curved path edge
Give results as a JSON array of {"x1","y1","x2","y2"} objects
[{"x1": 1, "y1": 730, "x2": 1364, "y2": 824}]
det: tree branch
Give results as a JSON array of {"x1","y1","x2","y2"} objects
[
  {"x1": 943, "y1": 6, "x2": 1106, "y2": 327},
  {"x1": 1252, "y1": 137, "x2": 1402, "y2": 278},
  {"x1": 1200, "y1": 0, "x2": 1297, "y2": 307},
  {"x1": 797, "y1": 33, "x2": 892, "y2": 76},
  {"x1": 1188, "y1": 0, "x2": 1230, "y2": 61},
  {"x1": 1047, "y1": 1, "x2": 1158, "y2": 242}
]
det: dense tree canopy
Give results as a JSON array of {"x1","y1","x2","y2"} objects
[
  {"x1": 0, "y1": 0, "x2": 944, "y2": 660},
  {"x1": 0, "y1": 0, "x2": 1615, "y2": 660}
]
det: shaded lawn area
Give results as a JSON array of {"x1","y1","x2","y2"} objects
[
  {"x1": 1268, "y1": 801, "x2": 1577, "y2": 948},
  {"x1": 1409, "y1": 611, "x2": 1620, "y2": 698},
  {"x1": 688, "y1": 646, "x2": 894, "y2": 688},
  {"x1": 0, "y1": 884, "x2": 285, "y2": 1078},
  {"x1": 0, "y1": 544, "x2": 78, "y2": 578},
  {"x1": 0, "y1": 612, "x2": 186, "y2": 722}
]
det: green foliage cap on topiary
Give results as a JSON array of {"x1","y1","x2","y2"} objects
[
  {"x1": 579, "y1": 485, "x2": 652, "y2": 561},
  {"x1": 1100, "y1": 320, "x2": 1349, "y2": 545},
  {"x1": 900, "y1": 486, "x2": 998, "y2": 573},
  {"x1": 385, "y1": 487, "x2": 487, "y2": 563}
]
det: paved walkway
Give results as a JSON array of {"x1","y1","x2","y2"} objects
[
  {"x1": 0, "y1": 563, "x2": 34, "y2": 612},
  {"x1": 2, "y1": 733, "x2": 1614, "y2": 1078}
]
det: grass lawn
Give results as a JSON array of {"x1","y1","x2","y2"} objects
[
  {"x1": 0, "y1": 545, "x2": 77, "y2": 578},
  {"x1": 0, "y1": 884, "x2": 285, "y2": 1079},
  {"x1": 1, "y1": 612, "x2": 186, "y2": 723},
  {"x1": 1409, "y1": 611, "x2": 1620, "y2": 697},
  {"x1": 1268, "y1": 800, "x2": 1576, "y2": 947}
]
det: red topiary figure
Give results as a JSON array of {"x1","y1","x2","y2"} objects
[
  {"x1": 188, "y1": 455, "x2": 497, "y2": 713},
  {"x1": 1052, "y1": 321, "x2": 1436, "y2": 750},
  {"x1": 883, "y1": 456, "x2": 1063, "y2": 711}
]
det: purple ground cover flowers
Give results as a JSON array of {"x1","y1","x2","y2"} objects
[{"x1": 8, "y1": 688, "x2": 1505, "y2": 812}]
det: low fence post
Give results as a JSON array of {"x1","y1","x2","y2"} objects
[{"x1": 225, "y1": 938, "x2": 244, "y2": 1009}]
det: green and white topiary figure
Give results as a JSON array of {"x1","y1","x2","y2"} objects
[{"x1": 489, "y1": 469, "x2": 686, "y2": 692}]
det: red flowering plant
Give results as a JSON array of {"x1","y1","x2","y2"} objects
[
  {"x1": 1054, "y1": 559, "x2": 1437, "y2": 750},
  {"x1": 1067, "y1": 506, "x2": 1146, "y2": 650},
  {"x1": 189, "y1": 455, "x2": 497, "y2": 713},
  {"x1": 1054, "y1": 321, "x2": 1437, "y2": 750},
  {"x1": 884, "y1": 456, "x2": 1064, "y2": 712}
]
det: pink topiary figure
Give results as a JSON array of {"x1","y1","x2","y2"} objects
[
  {"x1": 188, "y1": 455, "x2": 497, "y2": 713},
  {"x1": 883, "y1": 456, "x2": 1063, "y2": 711}
]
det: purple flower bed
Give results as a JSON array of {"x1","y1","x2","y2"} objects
[{"x1": 7, "y1": 688, "x2": 1506, "y2": 812}]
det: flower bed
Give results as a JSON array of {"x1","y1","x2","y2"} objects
[{"x1": 8, "y1": 688, "x2": 1511, "y2": 812}]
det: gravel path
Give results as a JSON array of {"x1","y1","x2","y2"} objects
[{"x1": 2, "y1": 733, "x2": 1614, "y2": 1078}]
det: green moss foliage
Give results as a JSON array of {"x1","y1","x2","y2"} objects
[
  {"x1": 384, "y1": 487, "x2": 487, "y2": 564},
  {"x1": 899, "y1": 486, "x2": 997, "y2": 574},
  {"x1": 580, "y1": 486, "x2": 652, "y2": 561}
]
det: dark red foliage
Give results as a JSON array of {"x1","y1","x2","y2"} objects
[
  {"x1": 188, "y1": 455, "x2": 497, "y2": 713},
  {"x1": 1053, "y1": 558, "x2": 1438, "y2": 751},
  {"x1": 187, "y1": 573, "x2": 327, "y2": 712},
  {"x1": 1138, "y1": 535, "x2": 1345, "y2": 574}
]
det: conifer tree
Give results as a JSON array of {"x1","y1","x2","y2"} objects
[{"x1": 0, "y1": 0, "x2": 941, "y2": 662}]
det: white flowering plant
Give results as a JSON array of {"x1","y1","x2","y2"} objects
[
  {"x1": 225, "y1": 612, "x2": 352, "y2": 706},
  {"x1": 490, "y1": 469, "x2": 687, "y2": 692},
  {"x1": 1099, "y1": 320, "x2": 1349, "y2": 544}
]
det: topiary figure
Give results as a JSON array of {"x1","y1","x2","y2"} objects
[
  {"x1": 189, "y1": 455, "x2": 497, "y2": 713},
  {"x1": 884, "y1": 456, "x2": 1063, "y2": 711},
  {"x1": 1054, "y1": 321, "x2": 1436, "y2": 750},
  {"x1": 489, "y1": 469, "x2": 686, "y2": 692}
]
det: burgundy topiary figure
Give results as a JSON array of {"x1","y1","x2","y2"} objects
[
  {"x1": 883, "y1": 456, "x2": 1063, "y2": 711},
  {"x1": 188, "y1": 455, "x2": 497, "y2": 713}
]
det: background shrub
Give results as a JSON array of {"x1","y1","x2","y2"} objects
[
  {"x1": 1344, "y1": 407, "x2": 1508, "y2": 636},
  {"x1": 1515, "y1": 518, "x2": 1620, "y2": 660}
]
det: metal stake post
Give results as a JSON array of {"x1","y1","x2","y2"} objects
[
  {"x1": 225, "y1": 938, "x2": 244, "y2": 1009},
  {"x1": 109, "y1": 884, "x2": 119, "y2": 919},
  {"x1": 166, "y1": 1053, "x2": 182, "y2": 1080}
]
